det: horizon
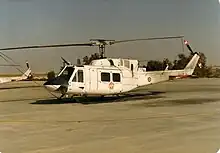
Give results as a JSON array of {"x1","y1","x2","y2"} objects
[{"x1": 0, "y1": 0, "x2": 219, "y2": 74}]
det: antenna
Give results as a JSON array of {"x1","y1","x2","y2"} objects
[{"x1": 76, "y1": 58, "x2": 81, "y2": 65}]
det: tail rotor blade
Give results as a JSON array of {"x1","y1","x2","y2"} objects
[{"x1": 184, "y1": 40, "x2": 194, "y2": 54}]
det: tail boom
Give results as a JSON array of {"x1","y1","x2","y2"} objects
[{"x1": 167, "y1": 53, "x2": 200, "y2": 79}]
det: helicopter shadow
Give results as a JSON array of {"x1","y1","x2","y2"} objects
[{"x1": 31, "y1": 91, "x2": 166, "y2": 105}]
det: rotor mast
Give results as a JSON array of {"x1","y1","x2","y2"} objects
[
  {"x1": 99, "y1": 44, "x2": 105, "y2": 58},
  {"x1": 90, "y1": 39, "x2": 115, "y2": 58}
]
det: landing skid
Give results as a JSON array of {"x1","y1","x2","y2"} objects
[
  {"x1": 55, "y1": 91, "x2": 164, "y2": 103},
  {"x1": 57, "y1": 94, "x2": 81, "y2": 103},
  {"x1": 57, "y1": 94, "x2": 71, "y2": 100},
  {"x1": 58, "y1": 94, "x2": 66, "y2": 100}
]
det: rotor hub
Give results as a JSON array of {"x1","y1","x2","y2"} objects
[{"x1": 89, "y1": 39, "x2": 115, "y2": 58}]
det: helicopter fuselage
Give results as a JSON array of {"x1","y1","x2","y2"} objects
[
  {"x1": 44, "y1": 51, "x2": 200, "y2": 97},
  {"x1": 44, "y1": 58, "x2": 169, "y2": 96}
]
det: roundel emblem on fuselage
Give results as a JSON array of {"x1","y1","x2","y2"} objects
[
  {"x1": 109, "y1": 82, "x2": 114, "y2": 89},
  {"x1": 148, "y1": 77, "x2": 151, "y2": 82}
]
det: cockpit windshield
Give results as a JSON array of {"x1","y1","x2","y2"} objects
[{"x1": 59, "y1": 66, "x2": 75, "y2": 81}]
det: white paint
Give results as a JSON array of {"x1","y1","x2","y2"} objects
[
  {"x1": 44, "y1": 85, "x2": 61, "y2": 92},
  {"x1": 44, "y1": 53, "x2": 200, "y2": 97}
]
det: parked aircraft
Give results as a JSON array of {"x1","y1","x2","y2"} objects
[
  {"x1": 0, "y1": 36, "x2": 200, "y2": 99},
  {"x1": 0, "y1": 61, "x2": 32, "y2": 84}
]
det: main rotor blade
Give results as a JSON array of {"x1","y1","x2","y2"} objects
[
  {"x1": 0, "y1": 43, "x2": 93, "y2": 51},
  {"x1": 0, "y1": 64, "x2": 20, "y2": 66},
  {"x1": 112, "y1": 36, "x2": 184, "y2": 44},
  {"x1": 0, "y1": 36, "x2": 184, "y2": 51}
]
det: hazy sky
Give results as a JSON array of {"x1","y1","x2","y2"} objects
[{"x1": 0, "y1": 0, "x2": 219, "y2": 73}]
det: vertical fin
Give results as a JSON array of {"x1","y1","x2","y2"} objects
[
  {"x1": 22, "y1": 61, "x2": 31, "y2": 78},
  {"x1": 184, "y1": 54, "x2": 200, "y2": 70}
]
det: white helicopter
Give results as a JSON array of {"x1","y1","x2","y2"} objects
[{"x1": 0, "y1": 36, "x2": 200, "y2": 99}]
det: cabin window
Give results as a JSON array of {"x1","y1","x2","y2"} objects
[
  {"x1": 78, "y1": 70, "x2": 84, "y2": 82},
  {"x1": 101, "y1": 72, "x2": 110, "y2": 82},
  {"x1": 113, "y1": 73, "x2": 121, "y2": 82}
]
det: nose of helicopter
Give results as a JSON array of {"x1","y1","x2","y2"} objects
[
  {"x1": 44, "y1": 85, "x2": 61, "y2": 91},
  {"x1": 43, "y1": 76, "x2": 68, "y2": 92},
  {"x1": 43, "y1": 81, "x2": 61, "y2": 91}
]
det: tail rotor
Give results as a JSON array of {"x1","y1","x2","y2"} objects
[
  {"x1": 183, "y1": 39, "x2": 202, "y2": 68},
  {"x1": 184, "y1": 40, "x2": 198, "y2": 55}
]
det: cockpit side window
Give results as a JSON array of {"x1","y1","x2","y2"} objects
[
  {"x1": 72, "y1": 74, "x2": 76, "y2": 82},
  {"x1": 72, "y1": 69, "x2": 84, "y2": 83},
  {"x1": 78, "y1": 70, "x2": 84, "y2": 82}
]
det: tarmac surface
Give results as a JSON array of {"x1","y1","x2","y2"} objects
[{"x1": 0, "y1": 78, "x2": 220, "y2": 153}]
